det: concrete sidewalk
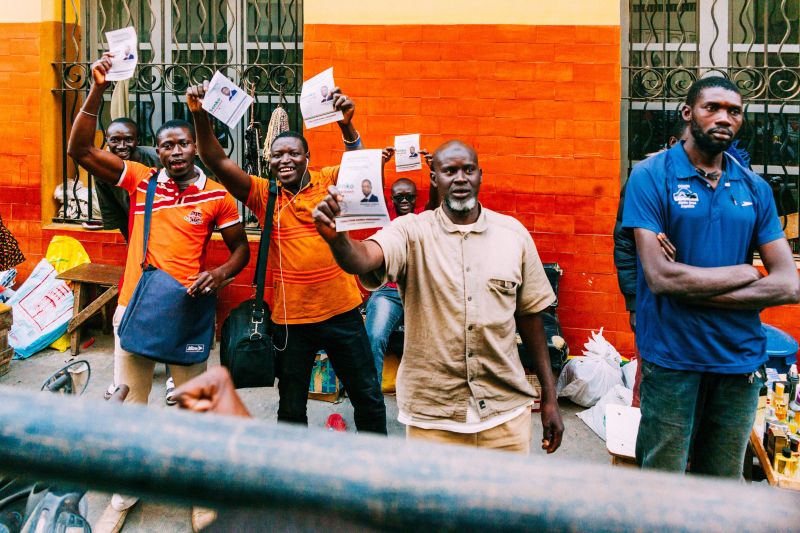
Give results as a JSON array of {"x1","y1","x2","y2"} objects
[{"x1": 0, "y1": 333, "x2": 610, "y2": 532}]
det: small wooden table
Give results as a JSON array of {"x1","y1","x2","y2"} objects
[
  {"x1": 57, "y1": 263, "x2": 124, "y2": 355},
  {"x1": 750, "y1": 427, "x2": 800, "y2": 491}
]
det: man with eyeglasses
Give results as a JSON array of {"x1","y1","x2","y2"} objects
[{"x1": 365, "y1": 174, "x2": 422, "y2": 382}]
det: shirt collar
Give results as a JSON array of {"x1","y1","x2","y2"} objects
[
  {"x1": 156, "y1": 166, "x2": 207, "y2": 193},
  {"x1": 436, "y1": 204, "x2": 489, "y2": 234},
  {"x1": 669, "y1": 141, "x2": 743, "y2": 182}
]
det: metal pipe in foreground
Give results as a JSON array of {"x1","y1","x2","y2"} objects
[{"x1": 0, "y1": 386, "x2": 796, "y2": 532}]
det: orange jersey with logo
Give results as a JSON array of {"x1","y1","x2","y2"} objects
[
  {"x1": 247, "y1": 166, "x2": 363, "y2": 324},
  {"x1": 118, "y1": 161, "x2": 241, "y2": 306}
]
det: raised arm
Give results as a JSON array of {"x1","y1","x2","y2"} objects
[
  {"x1": 187, "y1": 82, "x2": 252, "y2": 203},
  {"x1": 698, "y1": 238, "x2": 800, "y2": 309},
  {"x1": 331, "y1": 86, "x2": 360, "y2": 148},
  {"x1": 312, "y1": 185, "x2": 385, "y2": 275},
  {"x1": 66, "y1": 54, "x2": 125, "y2": 184},
  {"x1": 634, "y1": 228, "x2": 762, "y2": 298}
]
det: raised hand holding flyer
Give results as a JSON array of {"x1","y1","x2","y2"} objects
[
  {"x1": 335, "y1": 149, "x2": 390, "y2": 232},
  {"x1": 395, "y1": 134, "x2": 423, "y2": 172},
  {"x1": 104, "y1": 27, "x2": 138, "y2": 82},
  {"x1": 300, "y1": 67, "x2": 344, "y2": 129},
  {"x1": 201, "y1": 71, "x2": 253, "y2": 129}
]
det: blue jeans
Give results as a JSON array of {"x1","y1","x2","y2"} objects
[
  {"x1": 364, "y1": 286, "x2": 404, "y2": 382},
  {"x1": 635, "y1": 359, "x2": 764, "y2": 478}
]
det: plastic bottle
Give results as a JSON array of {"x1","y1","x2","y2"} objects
[
  {"x1": 775, "y1": 382, "x2": 787, "y2": 422},
  {"x1": 789, "y1": 364, "x2": 800, "y2": 412}
]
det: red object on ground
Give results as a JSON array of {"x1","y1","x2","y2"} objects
[
  {"x1": 325, "y1": 413, "x2": 347, "y2": 432},
  {"x1": 81, "y1": 337, "x2": 95, "y2": 349}
]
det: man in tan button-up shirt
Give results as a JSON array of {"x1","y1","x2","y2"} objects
[{"x1": 312, "y1": 140, "x2": 563, "y2": 454}]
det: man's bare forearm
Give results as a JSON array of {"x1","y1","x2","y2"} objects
[
  {"x1": 328, "y1": 234, "x2": 381, "y2": 275},
  {"x1": 515, "y1": 313, "x2": 557, "y2": 405},
  {"x1": 691, "y1": 272, "x2": 800, "y2": 310},
  {"x1": 645, "y1": 261, "x2": 760, "y2": 298}
]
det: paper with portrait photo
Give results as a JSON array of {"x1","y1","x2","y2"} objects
[
  {"x1": 104, "y1": 26, "x2": 138, "y2": 82},
  {"x1": 300, "y1": 67, "x2": 344, "y2": 129},
  {"x1": 201, "y1": 71, "x2": 253, "y2": 129},
  {"x1": 395, "y1": 134, "x2": 423, "y2": 172},
  {"x1": 335, "y1": 149, "x2": 390, "y2": 232}
]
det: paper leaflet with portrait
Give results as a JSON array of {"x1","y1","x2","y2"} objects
[
  {"x1": 335, "y1": 149, "x2": 390, "y2": 232},
  {"x1": 299, "y1": 67, "x2": 344, "y2": 129},
  {"x1": 201, "y1": 71, "x2": 254, "y2": 129},
  {"x1": 104, "y1": 26, "x2": 138, "y2": 82}
]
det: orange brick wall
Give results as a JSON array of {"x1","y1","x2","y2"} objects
[
  {"x1": 302, "y1": 24, "x2": 636, "y2": 355},
  {"x1": 4, "y1": 20, "x2": 800, "y2": 355},
  {"x1": 0, "y1": 22, "x2": 48, "y2": 281}
]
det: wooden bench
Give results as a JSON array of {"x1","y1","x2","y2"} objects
[{"x1": 57, "y1": 263, "x2": 124, "y2": 355}]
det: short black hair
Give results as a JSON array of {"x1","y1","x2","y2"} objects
[
  {"x1": 272, "y1": 130, "x2": 309, "y2": 153},
  {"x1": 685, "y1": 76, "x2": 741, "y2": 108},
  {"x1": 108, "y1": 117, "x2": 138, "y2": 133},
  {"x1": 155, "y1": 119, "x2": 195, "y2": 143}
]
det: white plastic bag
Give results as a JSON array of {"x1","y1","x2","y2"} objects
[
  {"x1": 7, "y1": 259, "x2": 74, "y2": 359},
  {"x1": 556, "y1": 328, "x2": 624, "y2": 407},
  {"x1": 576, "y1": 385, "x2": 633, "y2": 440},
  {"x1": 622, "y1": 358, "x2": 638, "y2": 390}
]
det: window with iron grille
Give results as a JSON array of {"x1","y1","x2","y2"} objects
[
  {"x1": 623, "y1": 0, "x2": 800, "y2": 249},
  {"x1": 55, "y1": 0, "x2": 303, "y2": 229}
]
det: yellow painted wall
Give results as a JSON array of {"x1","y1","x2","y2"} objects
[
  {"x1": 304, "y1": 0, "x2": 620, "y2": 26},
  {"x1": 0, "y1": 0, "x2": 77, "y2": 23}
]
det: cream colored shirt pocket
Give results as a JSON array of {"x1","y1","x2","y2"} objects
[{"x1": 487, "y1": 278, "x2": 519, "y2": 296}]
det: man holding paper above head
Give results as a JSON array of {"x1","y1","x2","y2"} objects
[
  {"x1": 68, "y1": 54, "x2": 250, "y2": 533},
  {"x1": 186, "y1": 80, "x2": 387, "y2": 435},
  {"x1": 312, "y1": 140, "x2": 564, "y2": 454}
]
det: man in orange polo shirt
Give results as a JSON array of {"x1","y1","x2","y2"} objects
[
  {"x1": 69, "y1": 54, "x2": 250, "y2": 533},
  {"x1": 186, "y1": 82, "x2": 386, "y2": 434}
]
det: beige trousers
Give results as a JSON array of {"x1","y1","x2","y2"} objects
[
  {"x1": 112, "y1": 305, "x2": 206, "y2": 405},
  {"x1": 406, "y1": 410, "x2": 532, "y2": 454}
]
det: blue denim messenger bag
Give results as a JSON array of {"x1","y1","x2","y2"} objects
[{"x1": 118, "y1": 173, "x2": 216, "y2": 365}]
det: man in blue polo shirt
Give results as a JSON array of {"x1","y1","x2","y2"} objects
[{"x1": 623, "y1": 76, "x2": 799, "y2": 478}]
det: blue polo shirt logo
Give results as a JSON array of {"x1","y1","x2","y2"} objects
[
  {"x1": 672, "y1": 186, "x2": 699, "y2": 209},
  {"x1": 621, "y1": 142, "x2": 786, "y2": 374}
]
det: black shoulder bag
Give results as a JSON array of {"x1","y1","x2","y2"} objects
[{"x1": 220, "y1": 179, "x2": 278, "y2": 388}]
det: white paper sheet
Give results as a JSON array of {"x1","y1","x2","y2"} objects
[
  {"x1": 335, "y1": 149, "x2": 390, "y2": 232},
  {"x1": 104, "y1": 27, "x2": 138, "y2": 82},
  {"x1": 300, "y1": 67, "x2": 344, "y2": 129},
  {"x1": 394, "y1": 134, "x2": 423, "y2": 172},
  {"x1": 201, "y1": 71, "x2": 254, "y2": 129}
]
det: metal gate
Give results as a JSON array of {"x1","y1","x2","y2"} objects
[
  {"x1": 623, "y1": 0, "x2": 800, "y2": 249},
  {"x1": 55, "y1": 0, "x2": 304, "y2": 228}
]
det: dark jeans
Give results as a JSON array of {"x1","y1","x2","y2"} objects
[
  {"x1": 635, "y1": 359, "x2": 763, "y2": 478},
  {"x1": 273, "y1": 307, "x2": 387, "y2": 435},
  {"x1": 364, "y1": 286, "x2": 404, "y2": 382}
]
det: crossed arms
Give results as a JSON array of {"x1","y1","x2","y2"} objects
[{"x1": 634, "y1": 229, "x2": 799, "y2": 309}]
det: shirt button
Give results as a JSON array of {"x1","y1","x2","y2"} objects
[
  {"x1": 464, "y1": 235, "x2": 469, "y2": 240},
  {"x1": 466, "y1": 267, "x2": 471, "y2": 272},
  {"x1": 467, "y1": 296, "x2": 472, "y2": 302},
  {"x1": 468, "y1": 325, "x2": 474, "y2": 331},
  {"x1": 468, "y1": 351, "x2": 474, "y2": 357}
]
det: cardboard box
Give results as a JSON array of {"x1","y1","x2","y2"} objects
[
  {"x1": 0, "y1": 303, "x2": 11, "y2": 330},
  {"x1": 0, "y1": 346, "x2": 13, "y2": 377}
]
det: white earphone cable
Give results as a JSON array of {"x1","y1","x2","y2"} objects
[{"x1": 272, "y1": 161, "x2": 310, "y2": 352}]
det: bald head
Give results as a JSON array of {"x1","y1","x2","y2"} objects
[{"x1": 432, "y1": 140, "x2": 479, "y2": 170}]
